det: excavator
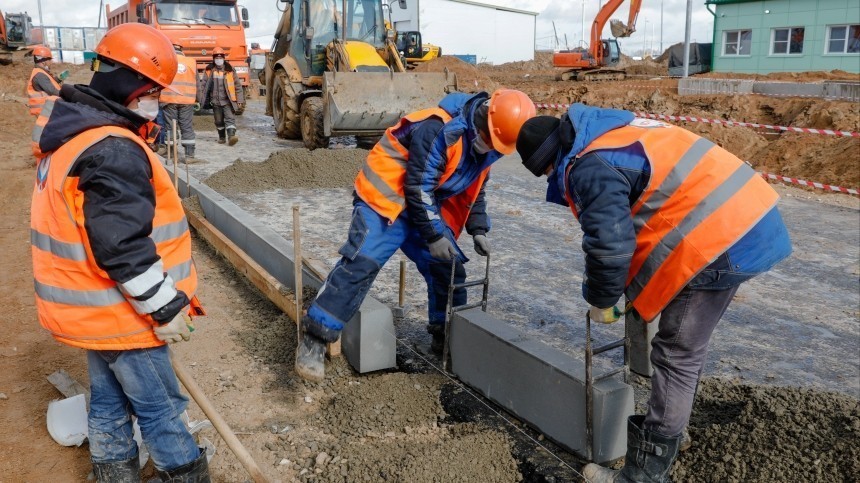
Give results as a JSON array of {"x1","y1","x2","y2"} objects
[
  {"x1": 0, "y1": 10, "x2": 34, "y2": 65},
  {"x1": 264, "y1": 0, "x2": 457, "y2": 150},
  {"x1": 554, "y1": 0, "x2": 641, "y2": 81}
]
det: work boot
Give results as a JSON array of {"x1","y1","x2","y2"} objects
[
  {"x1": 92, "y1": 455, "x2": 140, "y2": 483},
  {"x1": 217, "y1": 129, "x2": 226, "y2": 144},
  {"x1": 227, "y1": 127, "x2": 238, "y2": 146},
  {"x1": 156, "y1": 144, "x2": 168, "y2": 156},
  {"x1": 680, "y1": 427, "x2": 692, "y2": 452},
  {"x1": 583, "y1": 415, "x2": 681, "y2": 483},
  {"x1": 427, "y1": 324, "x2": 445, "y2": 355},
  {"x1": 156, "y1": 448, "x2": 210, "y2": 483},
  {"x1": 295, "y1": 317, "x2": 327, "y2": 382},
  {"x1": 183, "y1": 145, "x2": 199, "y2": 164}
]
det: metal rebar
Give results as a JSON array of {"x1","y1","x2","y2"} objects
[
  {"x1": 441, "y1": 258, "x2": 457, "y2": 372},
  {"x1": 481, "y1": 253, "x2": 490, "y2": 312},
  {"x1": 398, "y1": 258, "x2": 406, "y2": 308},
  {"x1": 585, "y1": 311, "x2": 594, "y2": 462},
  {"x1": 451, "y1": 301, "x2": 484, "y2": 313}
]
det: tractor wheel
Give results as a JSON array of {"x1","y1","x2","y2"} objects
[
  {"x1": 300, "y1": 96, "x2": 329, "y2": 150},
  {"x1": 272, "y1": 70, "x2": 301, "y2": 139},
  {"x1": 356, "y1": 135, "x2": 381, "y2": 150}
]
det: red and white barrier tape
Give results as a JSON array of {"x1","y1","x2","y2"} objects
[
  {"x1": 633, "y1": 112, "x2": 860, "y2": 138},
  {"x1": 759, "y1": 172, "x2": 858, "y2": 195}
]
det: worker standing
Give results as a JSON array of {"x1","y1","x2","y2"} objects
[
  {"x1": 199, "y1": 47, "x2": 244, "y2": 146},
  {"x1": 160, "y1": 43, "x2": 199, "y2": 162},
  {"x1": 295, "y1": 89, "x2": 536, "y2": 382},
  {"x1": 515, "y1": 105, "x2": 792, "y2": 482},
  {"x1": 30, "y1": 24, "x2": 209, "y2": 482},
  {"x1": 26, "y1": 45, "x2": 66, "y2": 117}
]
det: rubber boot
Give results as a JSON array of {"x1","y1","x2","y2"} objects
[
  {"x1": 583, "y1": 415, "x2": 681, "y2": 483},
  {"x1": 217, "y1": 129, "x2": 226, "y2": 144},
  {"x1": 92, "y1": 455, "x2": 141, "y2": 483},
  {"x1": 155, "y1": 448, "x2": 210, "y2": 483},
  {"x1": 227, "y1": 127, "x2": 238, "y2": 146},
  {"x1": 183, "y1": 145, "x2": 199, "y2": 164},
  {"x1": 427, "y1": 324, "x2": 445, "y2": 355}
]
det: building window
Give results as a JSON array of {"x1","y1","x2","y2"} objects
[
  {"x1": 724, "y1": 30, "x2": 752, "y2": 56},
  {"x1": 827, "y1": 25, "x2": 860, "y2": 54},
  {"x1": 771, "y1": 27, "x2": 804, "y2": 55}
]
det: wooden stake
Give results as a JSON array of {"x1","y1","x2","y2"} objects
[
  {"x1": 172, "y1": 119, "x2": 179, "y2": 191},
  {"x1": 292, "y1": 205, "x2": 303, "y2": 323}
]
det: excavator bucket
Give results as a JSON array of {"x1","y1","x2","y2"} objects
[
  {"x1": 610, "y1": 19, "x2": 633, "y2": 38},
  {"x1": 322, "y1": 70, "x2": 458, "y2": 137}
]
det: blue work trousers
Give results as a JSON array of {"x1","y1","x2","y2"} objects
[
  {"x1": 87, "y1": 345, "x2": 199, "y2": 471},
  {"x1": 306, "y1": 201, "x2": 467, "y2": 335}
]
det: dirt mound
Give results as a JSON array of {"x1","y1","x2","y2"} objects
[
  {"x1": 617, "y1": 54, "x2": 669, "y2": 77},
  {"x1": 414, "y1": 56, "x2": 498, "y2": 93},
  {"x1": 485, "y1": 51, "x2": 555, "y2": 72},
  {"x1": 675, "y1": 379, "x2": 860, "y2": 482},
  {"x1": 205, "y1": 148, "x2": 365, "y2": 193}
]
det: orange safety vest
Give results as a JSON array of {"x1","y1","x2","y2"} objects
[
  {"x1": 354, "y1": 108, "x2": 490, "y2": 239},
  {"x1": 27, "y1": 67, "x2": 61, "y2": 116},
  {"x1": 206, "y1": 67, "x2": 238, "y2": 103},
  {"x1": 160, "y1": 53, "x2": 197, "y2": 105},
  {"x1": 565, "y1": 122, "x2": 778, "y2": 321},
  {"x1": 31, "y1": 123, "x2": 198, "y2": 350}
]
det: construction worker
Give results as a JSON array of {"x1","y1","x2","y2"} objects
[
  {"x1": 30, "y1": 23, "x2": 209, "y2": 482},
  {"x1": 199, "y1": 47, "x2": 245, "y2": 146},
  {"x1": 26, "y1": 45, "x2": 66, "y2": 117},
  {"x1": 295, "y1": 89, "x2": 536, "y2": 382},
  {"x1": 515, "y1": 105, "x2": 792, "y2": 482},
  {"x1": 160, "y1": 43, "x2": 199, "y2": 161}
]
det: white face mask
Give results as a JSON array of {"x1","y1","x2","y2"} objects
[
  {"x1": 214, "y1": 58, "x2": 225, "y2": 67},
  {"x1": 473, "y1": 133, "x2": 493, "y2": 155},
  {"x1": 128, "y1": 95, "x2": 160, "y2": 121}
]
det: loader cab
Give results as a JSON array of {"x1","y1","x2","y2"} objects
[
  {"x1": 396, "y1": 31, "x2": 422, "y2": 59},
  {"x1": 603, "y1": 38, "x2": 621, "y2": 66}
]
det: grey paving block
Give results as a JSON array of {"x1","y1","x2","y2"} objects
[
  {"x1": 341, "y1": 297, "x2": 397, "y2": 373},
  {"x1": 450, "y1": 308, "x2": 633, "y2": 464}
]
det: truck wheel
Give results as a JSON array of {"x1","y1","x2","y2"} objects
[
  {"x1": 272, "y1": 70, "x2": 300, "y2": 139},
  {"x1": 300, "y1": 97, "x2": 329, "y2": 150}
]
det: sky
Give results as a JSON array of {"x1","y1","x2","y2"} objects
[{"x1": 5, "y1": 0, "x2": 715, "y2": 57}]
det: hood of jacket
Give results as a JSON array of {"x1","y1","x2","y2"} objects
[{"x1": 35, "y1": 84, "x2": 147, "y2": 154}]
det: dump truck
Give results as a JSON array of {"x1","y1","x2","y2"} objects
[
  {"x1": 1, "y1": 10, "x2": 34, "y2": 65},
  {"x1": 105, "y1": 0, "x2": 252, "y2": 90},
  {"x1": 264, "y1": 0, "x2": 457, "y2": 150}
]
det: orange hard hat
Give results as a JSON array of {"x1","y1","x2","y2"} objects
[
  {"x1": 212, "y1": 47, "x2": 225, "y2": 57},
  {"x1": 486, "y1": 89, "x2": 536, "y2": 155},
  {"x1": 94, "y1": 23, "x2": 177, "y2": 89},
  {"x1": 32, "y1": 45, "x2": 52, "y2": 60}
]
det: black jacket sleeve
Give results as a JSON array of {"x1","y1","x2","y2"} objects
[
  {"x1": 32, "y1": 71, "x2": 60, "y2": 96},
  {"x1": 570, "y1": 152, "x2": 636, "y2": 309},
  {"x1": 465, "y1": 175, "x2": 490, "y2": 236},
  {"x1": 403, "y1": 118, "x2": 447, "y2": 243},
  {"x1": 74, "y1": 137, "x2": 187, "y2": 323}
]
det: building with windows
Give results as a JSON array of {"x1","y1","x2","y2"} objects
[{"x1": 706, "y1": 0, "x2": 860, "y2": 74}]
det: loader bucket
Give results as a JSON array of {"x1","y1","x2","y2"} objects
[
  {"x1": 322, "y1": 71, "x2": 458, "y2": 137},
  {"x1": 610, "y1": 19, "x2": 633, "y2": 38}
]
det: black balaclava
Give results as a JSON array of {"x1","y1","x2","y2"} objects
[{"x1": 89, "y1": 57, "x2": 159, "y2": 106}]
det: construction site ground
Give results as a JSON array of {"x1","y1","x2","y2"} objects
[{"x1": 1, "y1": 57, "x2": 858, "y2": 482}]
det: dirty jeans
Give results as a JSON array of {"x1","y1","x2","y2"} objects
[
  {"x1": 305, "y1": 200, "x2": 467, "y2": 338},
  {"x1": 643, "y1": 284, "x2": 740, "y2": 437},
  {"x1": 162, "y1": 103, "x2": 196, "y2": 149},
  {"x1": 87, "y1": 345, "x2": 199, "y2": 471},
  {"x1": 212, "y1": 103, "x2": 236, "y2": 134}
]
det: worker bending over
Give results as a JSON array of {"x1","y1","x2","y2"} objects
[
  {"x1": 160, "y1": 43, "x2": 199, "y2": 162},
  {"x1": 199, "y1": 47, "x2": 245, "y2": 146},
  {"x1": 295, "y1": 89, "x2": 536, "y2": 382},
  {"x1": 30, "y1": 24, "x2": 209, "y2": 482},
  {"x1": 516, "y1": 105, "x2": 791, "y2": 482},
  {"x1": 26, "y1": 45, "x2": 66, "y2": 117}
]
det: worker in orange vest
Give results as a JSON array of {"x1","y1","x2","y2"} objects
[
  {"x1": 516, "y1": 105, "x2": 792, "y2": 482},
  {"x1": 30, "y1": 23, "x2": 209, "y2": 482},
  {"x1": 295, "y1": 89, "x2": 535, "y2": 382},
  {"x1": 26, "y1": 45, "x2": 66, "y2": 116},
  {"x1": 160, "y1": 44, "x2": 199, "y2": 161},
  {"x1": 199, "y1": 46, "x2": 245, "y2": 145}
]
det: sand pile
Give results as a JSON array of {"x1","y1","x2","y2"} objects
[
  {"x1": 414, "y1": 56, "x2": 499, "y2": 93},
  {"x1": 205, "y1": 148, "x2": 365, "y2": 193}
]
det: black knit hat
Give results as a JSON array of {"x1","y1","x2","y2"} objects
[{"x1": 517, "y1": 116, "x2": 562, "y2": 177}]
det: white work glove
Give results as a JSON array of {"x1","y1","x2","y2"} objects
[
  {"x1": 589, "y1": 305, "x2": 623, "y2": 324},
  {"x1": 428, "y1": 237, "x2": 457, "y2": 260},
  {"x1": 153, "y1": 313, "x2": 193, "y2": 343},
  {"x1": 473, "y1": 234, "x2": 490, "y2": 257}
]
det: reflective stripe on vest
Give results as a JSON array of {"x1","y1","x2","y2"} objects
[
  {"x1": 354, "y1": 108, "x2": 487, "y2": 238},
  {"x1": 31, "y1": 125, "x2": 198, "y2": 350},
  {"x1": 208, "y1": 68, "x2": 237, "y2": 102},
  {"x1": 567, "y1": 121, "x2": 779, "y2": 321},
  {"x1": 31, "y1": 97, "x2": 58, "y2": 159},
  {"x1": 27, "y1": 68, "x2": 61, "y2": 117},
  {"x1": 160, "y1": 55, "x2": 197, "y2": 105}
]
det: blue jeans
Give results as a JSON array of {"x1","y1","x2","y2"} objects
[
  {"x1": 155, "y1": 108, "x2": 166, "y2": 144},
  {"x1": 87, "y1": 345, "x2": 199, "y2": 471},
  {"x1": 306, "y1": 201, "x2": 468, "y2": 336}
]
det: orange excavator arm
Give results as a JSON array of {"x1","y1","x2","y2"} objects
[{"x1": 589, "y1": 0, "x2": 642, "y2": 63}]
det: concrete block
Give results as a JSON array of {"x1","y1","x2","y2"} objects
[
  {"x1": 450, "y1": 308, "x2": 633, "y2": 464},
  {"x1": 679, "y1": 78, "x2": 754, "y2": 96},
  {"x1": 166, "y1": 165, "x2": 396, "y2": 373},
  {"x1": 625, "y1": 306, "x2": 657, "y2": 378}
]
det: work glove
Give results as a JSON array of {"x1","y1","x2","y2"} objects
[
  {"x1": 473, "y1": 234, "x2": 490, "y2": 257},
  {"x1": 589, "y1": 305, "x2": 623, "y2": 324},
  {"x1": 194, "y1": 102, "x2": 201, "y2": 112},
  {"x1": 428, "y1": 237, "x2": 457, "y2": 261},
  {"x1": 58, "y1": 70, "x2": 69, "y2": 81},
  {"x1": 153, "y1": 313, "x2": 194, "y2": 343},
  {"x1": 236, "y1": 103, "x2": 246, "y2": 114}
]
